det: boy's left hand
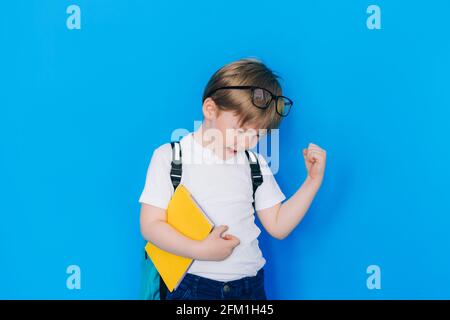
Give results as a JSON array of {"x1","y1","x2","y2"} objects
[{"x1": 302, "y1": 143, "x2": 327, "y2": 184}]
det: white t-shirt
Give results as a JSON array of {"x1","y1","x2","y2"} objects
[{"x1": 139, "y1": 132, "x2": 286, "y2": 281}]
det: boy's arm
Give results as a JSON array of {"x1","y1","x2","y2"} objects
[
  {"x1": 140, "y1": 203, "x2": 240, "y2": 261},
  {"x1": 257, "y1": 177, "x2": 321, "y2": 240},
  {"x1": 256, "y1": 143, "x2": 326, "y2": 240},
  {"x1": 140, "y1": 203, "x2": 202, "y2": 258}
]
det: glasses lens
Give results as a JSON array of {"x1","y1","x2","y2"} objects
[
  {"x1": 252, "y1": 88, "x2": 272, "y2": 108},
  {"x1": 276, "y1": 97, "x2": 293, "y2": 116}
]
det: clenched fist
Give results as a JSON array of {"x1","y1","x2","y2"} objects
[{"x1": 302, "y1": 143, "x2": 327, "y2": 184}]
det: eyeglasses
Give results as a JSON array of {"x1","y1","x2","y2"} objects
[{"x1": 206, "y1": 85, "x2": 293, "y2": 117}]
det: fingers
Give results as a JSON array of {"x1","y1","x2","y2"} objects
[
  {"x1": 304, "y1": 143, "x2": 326, "y2": 162},
  {"x1": 213, "y1": 225, "x2": 229, "y2": 237},
  {"x1": 213, "y1": 225, "x2": 240, "y2": 247},
  {"x1": 222, "y1": 233, "x2": 239, "y2": 242},
  {"x1": 222, "y1": 232, "x2": 240, "y2": 246},
  {"x1": 225, "y1": 235, "x2": 240, "y2": 247},
  {"x1": 303, "y1": 148, "x2": 319, "y2": 162},
  {"x1": 307, "y1": 143, "x2": 325, "y2": 154}
]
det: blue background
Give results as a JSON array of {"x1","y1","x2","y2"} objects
[{"x1": 1, "y1": 0, "x2": 449, "y2": 299}]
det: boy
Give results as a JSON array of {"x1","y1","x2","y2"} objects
[{"x1": 139, "y1": 58, "x2": 326, "y2": 300}]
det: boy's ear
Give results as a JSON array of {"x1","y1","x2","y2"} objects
[{"x1": 202, "y1": 97, "x2": 219, "y2": 120}]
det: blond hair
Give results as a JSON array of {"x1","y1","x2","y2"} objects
[{"x1": 202, "y1": 58, "x2": 283, "y2": 130}]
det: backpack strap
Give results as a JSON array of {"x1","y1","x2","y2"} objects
[
  {"x1": 170, "y1": 141, "x2": 182, "y2": 190},
  {"x1": 158, "y1": 141, "x2": 183, "y2": 300},
  {"x1": 245, "y1": 150, "x2": 263, "y2": 211}
]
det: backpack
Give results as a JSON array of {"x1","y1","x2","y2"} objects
[{"x1": 140, "y1": 140, "x2": 263, "y2": 300}]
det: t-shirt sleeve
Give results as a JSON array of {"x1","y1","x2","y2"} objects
[
  {"x1": 254, "y1": 154, "x2": 286, "y2": 211},
  {"x1": 138, "y1": 144, "x2": 174, "y2": 210}
]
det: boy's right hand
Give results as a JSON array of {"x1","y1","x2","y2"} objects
[{"x1": 196, "y1": 225, "x2": 240, "y2": 261}]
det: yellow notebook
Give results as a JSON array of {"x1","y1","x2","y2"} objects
[{"x1": 145, "y1": 184, "x2": 214, "y2": 292}]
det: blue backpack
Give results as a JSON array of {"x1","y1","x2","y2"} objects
[{"x1": 140, "y1": 140, "x2": 263, "y2": 300}]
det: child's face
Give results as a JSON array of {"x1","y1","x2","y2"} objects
[
  {"x1": 202, "y1": 97, "x2": 266, "y2": 157},
  {"x1": 210, "y1": 110, "x2": 261, "y2": 155}
]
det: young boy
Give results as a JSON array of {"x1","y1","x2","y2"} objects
[{"x1": 139, "y1": 58, "x2": 326, "y2": 300}]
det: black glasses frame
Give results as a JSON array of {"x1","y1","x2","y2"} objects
[{"x1": 206, "y1": 85, "x2": 293, "y2": 117}]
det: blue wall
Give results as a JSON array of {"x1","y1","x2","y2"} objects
[{"x1": 1, "y1": 0, "x2": 449, "y2": 299}]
